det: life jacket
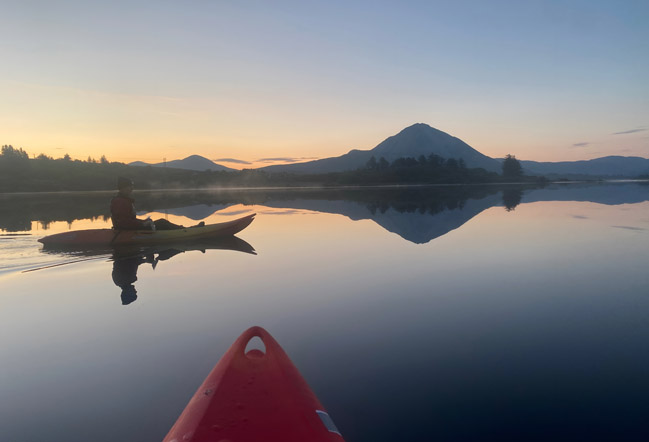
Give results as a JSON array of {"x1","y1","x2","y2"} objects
[{"x1": 110, "y1": 193, "x2": 146, "y2": 230}]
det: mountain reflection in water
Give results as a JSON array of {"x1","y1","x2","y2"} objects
[
  {"x1": 1, "y1": 181, "x2": 648, "y2": 245},
  {"x1": 1, "y1": 182, "x2": 648, "y2": 442}
]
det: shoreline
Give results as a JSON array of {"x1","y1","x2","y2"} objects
[{"x1": 2, "y1": 179, "x2": 648, "y2": 196}]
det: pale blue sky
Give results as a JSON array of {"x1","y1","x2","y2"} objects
[{"x1": 1, "y1": 0, "x2": 647, "y2": 165}]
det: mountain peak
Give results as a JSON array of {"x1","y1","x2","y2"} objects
[
  {"x1": 371, "y1": 123, "x2": 500, "y2": 171},
  {"x1": 405, "y1": 122, "x2": 433, "y2": 129},
  {"x1": 400, "y1": 122, "x2": 445, "y2": 133},
  {"x1": 260, "y1": 123, "x2": 501, "y2": 173},
  {"x1": 129, "y1": 155, "x2": 234, "y2": 172}
]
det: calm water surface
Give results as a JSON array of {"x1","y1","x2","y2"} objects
[{"x1": 1, "y1": 182, "x2": 648, "y2": 441}]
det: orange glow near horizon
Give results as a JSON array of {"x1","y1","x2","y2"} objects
[
  {"x1": 6, "y1": 123, "x2": 649, "y2": 170},
  {"x1": 3, "y1": 82, "x2": 648, "y2": 167},
  {"x1": 2, "y1": 2, "x2": 647, "y2": 167},
  {"x1": 3, "y1": 82, "x2": 648, "y2": 168}
]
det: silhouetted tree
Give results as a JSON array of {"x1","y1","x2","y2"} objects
[
  {"x1": 502, "y1": 154, "x2": 522, "y2": 178},
  {"x1": 0, "y1": 145, "x2": 30, "y2": 176},
  {"x1": 392, "y1": 157, "x2": 418, "y2": 168},
  {"x1": 427, "y1": 153, "x2": 443, "y2": 166},
  {"x1": 366, "y1": 156, "x2": 378, "y2": 170},
  {"x1": 1, "y1": 145, "x2": 29, "y2": 160},
  {"x1": 378, "y1": 157, "x2": 389, "y2": 170}
]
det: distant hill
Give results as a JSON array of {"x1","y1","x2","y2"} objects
[
  {"x1": 129, "y1": 155, "x2": 234, "y2": 172},
  {"x1": 124, "y1": 126, "x2": 649, "y2": 178},
  {"x1": 258, "y1": 122, "x2": 648, "y2": 177},
  {"x1": 520, "y1": 156, "x2": 649, "y2": 178},
  {"x1": 259, "y1": 123, "x2": 502, "y2": 174}
]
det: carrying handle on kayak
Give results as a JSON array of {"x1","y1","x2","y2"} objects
[{"x1": 237, "y1": 326, "x2": 274, "y2": 359}]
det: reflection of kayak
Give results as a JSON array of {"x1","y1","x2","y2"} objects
[
  {"x1": 164, "y1": 326, "x2": 344, "y2": 442},
  {"x1": 41, "y1": 235, "x2": 257, "y2": 257},
  {"x1": 115, "y1": 235, "x2": 257, "y2": 257},
  {"x1": 38, "y1": 214, "x2": 255, "y2": 247}
]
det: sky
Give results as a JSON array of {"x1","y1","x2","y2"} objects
[{"x1": 1, "y1": 0, "x2": 648, "y2": 168}]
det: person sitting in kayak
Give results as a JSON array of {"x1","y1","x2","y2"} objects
[{"x1": 110, "y1": 177, "x2": 204, "y2": 230}]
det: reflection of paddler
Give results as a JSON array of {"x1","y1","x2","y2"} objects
[
  {"x1": 111, "y1": 250, "x2": 184, "y2": 305},
  {"x1": 111, "y1": 254, "x2": 153, "y2": 305},
  {"x1": 120, "y1": 285, "x2": 138, "y2": 305},
  {"x1": 154, "y1": 249, "x2": 184, "y2": 262},
  {"x1": 108, "y1": 237, "x2": 256, "y2": 306}
]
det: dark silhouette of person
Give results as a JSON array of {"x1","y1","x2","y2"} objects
[
  {"x1": 111, "y1": 254, "x2": 150, "y2": 305},
  {"x1": 110, "y1": 177, "x2": 203, "y2": 230},
  {"x1": 111, "y1": 249, "x2": 185, "y2": 305},
  {"x1": 120, "y1": 285, "x2": 138, "y2": 305}
]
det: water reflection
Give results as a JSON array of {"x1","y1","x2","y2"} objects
[
  {"x1": 112, "y1": 253, "x2": 149, "y2": 305},
  {"x1": 502, "y1": 187, "x2": 523, "y2": 211},
  {"x1": 2, "y1": 181, "x2": 648, "y2": 246},
  {"x1": 2, "y1": 184, "x2": 649, "y2": 442},
  {"x1": 44, "y1": 236, "x2": 256, "y2": 305},
  {"x1": 0, "y1": 185, "x2": 519, "y2": 244}
]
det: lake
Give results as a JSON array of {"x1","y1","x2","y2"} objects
[{"x1": 1, "y1": 182, "x2": 648, "y2": 441}]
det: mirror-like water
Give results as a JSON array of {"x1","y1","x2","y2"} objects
[{"x1": 1, "y1": 182, "x2": 648, "y2": 441}]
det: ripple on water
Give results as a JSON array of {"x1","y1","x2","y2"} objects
[{"x1": 0, "y1": 234, "x2": 107, "y2": 276}]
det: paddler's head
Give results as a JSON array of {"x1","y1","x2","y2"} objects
[
  {"x1": 120, "y1": 285, "x2": 137, "y2": 305},
  {"x1": 117, "y1": 177, "x2": 134, "y2": 195}
]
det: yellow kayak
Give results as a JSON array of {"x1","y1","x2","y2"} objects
[{"x1": 39, "y1": 214, "x2": 256, "y2": 247}]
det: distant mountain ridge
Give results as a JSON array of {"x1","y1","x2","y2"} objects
[
  {"x1": 260, "y1": 123, "x2": 502, "y2": 174},
  {"x1": 129, "y1": 155, "x2": 234, "y2": 172},
  {"x1": 126, "y1": 124, "x2": 649, "y2": 178},
  {"x1": 257, "y1": 123, "x2": 649, "y2": 177},
  {"x1": 520, "y1": 156, "x2": 649, "y2": 177}
]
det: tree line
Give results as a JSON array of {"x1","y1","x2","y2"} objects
[{"x1": 0, "y1": 144, "x2": 531, "y2": 192}]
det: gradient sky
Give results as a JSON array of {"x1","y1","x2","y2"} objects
[{"x1": 2, "y1": 0, "x2": 648, "y2": 168}]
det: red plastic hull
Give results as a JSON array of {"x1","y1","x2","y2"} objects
[
  {"x1": 38, "y1": 214, "x2": 255, "y2": 247},
  {"x1": 163, "y1": 326, "x2": 344, "y2": 442}
]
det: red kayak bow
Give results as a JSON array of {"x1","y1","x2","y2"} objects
[{"x1": 163, "y1": 326, "x2": 344, "y2": 442}]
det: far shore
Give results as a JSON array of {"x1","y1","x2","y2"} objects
[{"x1": 2, "y1": 179, "x2": 648, "y2": 196}]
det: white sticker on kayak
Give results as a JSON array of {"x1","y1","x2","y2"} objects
[{"x1": 316, "y1": 410, "x2": 341, "y2": 435}]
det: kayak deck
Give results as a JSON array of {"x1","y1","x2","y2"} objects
[
  {"x1": 164, "y1": 326, "x2": 344, "y2": 442},
  {"x1": 38, "y1": 214, "x2": 255, "y2": 247}
]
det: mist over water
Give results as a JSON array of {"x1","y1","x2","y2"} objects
[{"x1": 1, "y1": 182, "x2": 648, "y2": 441}]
